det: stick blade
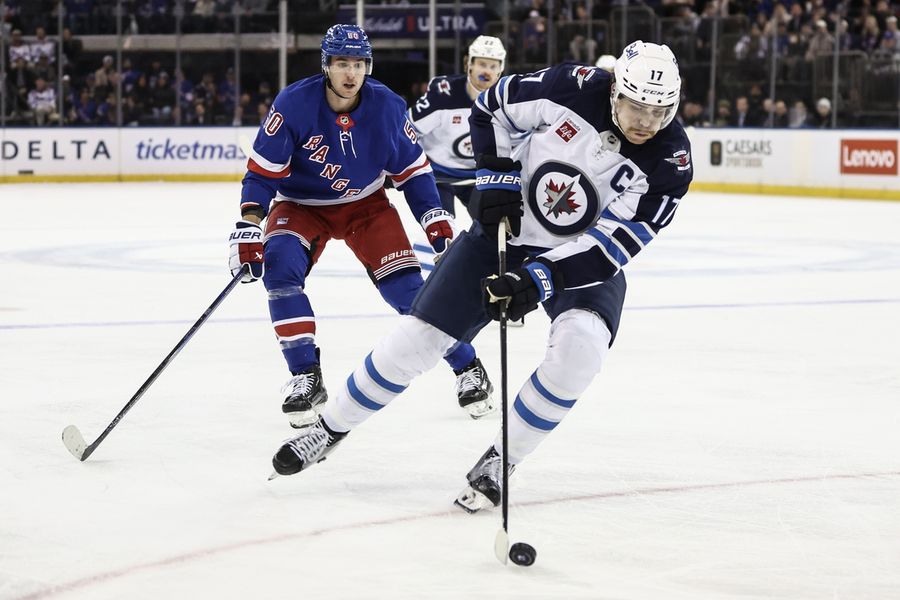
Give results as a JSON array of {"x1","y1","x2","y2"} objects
[
  {"x1": 494, "y1": 529, "x2": 509, "y2": 565},
  {"x1": 62, "y1": 425, "x2": 88, "y2": 461}
]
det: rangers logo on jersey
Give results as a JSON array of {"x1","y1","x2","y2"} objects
[{"x1": 527, "y1": 162, "x2": 601, "y2": 236}]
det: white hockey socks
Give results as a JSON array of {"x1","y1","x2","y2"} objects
[
  {"x1": 322, "y1": 315, "x2": 457, "y2": 432},
  {"x1": 500, "y1": 309, "x2": 612, "y2": 464}
]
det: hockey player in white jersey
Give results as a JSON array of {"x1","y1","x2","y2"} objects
[
  {"x1": 268, "y1": 41, "x2": 694, "y2": 513},
  {"x1": 228, "y1": 24, "x2": 494, "y2": 426},
  {"x1": 407, "y1": 35, "x2": 506, "y2": 217}
]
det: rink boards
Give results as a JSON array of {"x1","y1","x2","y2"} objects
[{"x1": 1, "y1": 125, "x2": 898, "y2": 200}]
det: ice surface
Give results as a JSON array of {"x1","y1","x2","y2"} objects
[{"x1": 1, "y1": 183, "x2": 898, "y2": 600}]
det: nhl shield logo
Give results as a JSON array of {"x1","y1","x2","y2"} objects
[{"x1": 527, "y1": 162, "x2": 601, "y2": 236}]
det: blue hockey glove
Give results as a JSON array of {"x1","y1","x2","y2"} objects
[
  {"x1": 228, "y1": 220, "x2": 264, "y2": 283},
  {"x1": 483, "y1": 258, "x2": 563, "y2": 321},
  {"x1": 469, "y1": 155, "x2": 524, "y2": 238}
]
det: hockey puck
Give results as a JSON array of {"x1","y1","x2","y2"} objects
[{"x1": 508, "y1": 542, "x2": 536, "y2": 566}]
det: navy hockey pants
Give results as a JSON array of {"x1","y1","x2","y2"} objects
[{"x1": 410, "y1": 224, "x2": 627, "y2": 346}]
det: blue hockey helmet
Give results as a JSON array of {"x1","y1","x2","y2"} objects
[{"x1": 321, "y1": 24, "x2": 373, "y2": 75}]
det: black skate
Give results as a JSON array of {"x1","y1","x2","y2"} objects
[
  {"x1": 454, "y1": 358, "x2": 495, "y2": 419},
  {"x1": 454, "y1": 446, "x2": 515, "y2": 514},
  {"x1": 282, "y1": 365, "x2": 328, "y2": 428},
  {"x1": 269, "y1": 418, "x2": 346, "y2": 478}
]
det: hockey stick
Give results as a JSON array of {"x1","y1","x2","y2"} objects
[
  {"x1": 61, "y1": 266, "x2": 248, "y2": 461},
  {"x1": 434, "y1": 177, "x2": 476, "y2": 187},
  {"x1": 493, "y1": 219, "x2": 511, "y2": 565}
]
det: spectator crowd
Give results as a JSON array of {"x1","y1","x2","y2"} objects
[{"x1": 2, "y1": 0, "x2": 899, "y2": 127}]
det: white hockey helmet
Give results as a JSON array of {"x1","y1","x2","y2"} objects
[
  {"x1": 467, "y1": 35, "x2": 506, "y2": 72},
  {"x1": 611, "y1": 41, "x2": 681, "y2": 131}
]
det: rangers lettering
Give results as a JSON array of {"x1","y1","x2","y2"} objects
[
  {"x1": 309, "y1": 145, "x2": 329, "y2": 163},
  {"x1": 320, "y1": 163, "x2": 342, "y2": 179},
  {"x1": 331, "y1": 178, "x2": 350, "y2": 191},
  {"x1": 302, "y1": 135, "x2": 323, "y2": 150}
]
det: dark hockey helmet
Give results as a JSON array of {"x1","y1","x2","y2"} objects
[{"x1": 321, "y1": 24, "x2": 373, "y2": 76}]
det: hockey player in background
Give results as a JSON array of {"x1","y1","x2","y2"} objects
[
  {"x1": 407, "y1": 35, "x2": 506, "y2": 217},
  {"x1": 269, "y1": 41, "x2": 694, "y2": 515},
  {"x1": 228, "y1": 24, "x2": 495, "y2": 427}
]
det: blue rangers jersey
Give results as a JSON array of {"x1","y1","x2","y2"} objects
[
  {"x1": 470, "y1": 64, "x2": 693, "y2": 289},
  {"x1": 241, "y1": 75, "x2": 441, "y2": 226},
  {"x1": 408, "y1": 74, "x2": 477, "y2": 180}
]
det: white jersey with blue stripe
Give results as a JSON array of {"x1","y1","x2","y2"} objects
[
  {"x1": 241, "y1": 75, "x2": 440, "y2": 224},
  {"x1": 470, "y1": 64, "x2": 693, "y2": 288},
  {"x1": 407, "y1": 74, "x2": 477, "y2": 180}
]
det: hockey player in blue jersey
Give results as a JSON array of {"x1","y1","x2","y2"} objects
[
  {"x1": 269, "y1": 41, "x2": 694, "y2": 512},
  {"x1": 407, "y1": 35, "x2": 507, "y2": 217},
  {"x1": 228, "y1": 24, "x2": 494, "y2": 426}
]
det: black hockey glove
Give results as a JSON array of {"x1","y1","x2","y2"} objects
[
  {"x1": 483, "y1": 258, "x2": 563, "y2": 322},
  {"x1": 468, "y1": 155, "x2": 524, "y2": 238}
]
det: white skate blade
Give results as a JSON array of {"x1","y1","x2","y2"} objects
[
  {"x1": 286, "y1": 410, "x2": 319, "y2": 429},
  {"x1": 454, "y1": 485, "x2": 495, "y2": 514},
  {"x1": 62, "y1": 425, "x2": 88, "y2": 461},
  {"x1": 494, "y1": 529, "x2": 509, "y2": 565},
  {"x1": 464, "y1": 399, "x2": 497, "y2": 420}
]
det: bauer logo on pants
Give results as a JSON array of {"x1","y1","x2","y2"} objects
[{"x1": 840, "y1": 139, "x2": 898, "y2": 175}]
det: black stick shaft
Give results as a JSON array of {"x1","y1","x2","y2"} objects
[
  {"x1": 498, "y1": 220, "x2": 509, "y2": 534},
  {"x1": 79, "y1": 267, "x2": 247, "y2": 461}
]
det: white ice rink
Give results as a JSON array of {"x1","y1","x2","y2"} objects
[{"x1": 1, "y1": 183, "x2": 899, "y2": 600}]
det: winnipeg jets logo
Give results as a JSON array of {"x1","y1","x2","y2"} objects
[
  {"x1": 664, "y1": 149, "x2": 692, "y2": 171},
  {"x1": 570, "y1": 66, "x2": 596, "y2": 89},
  {"x1": 452, "y1": 133, "x2": 473, "y2": 159},
  {"x1": 437, "y1": 79, "x2": 451, "y2": 95},
  {"x1": 543, "y1": 178, "x2": 581, "y2": 218},
  {"x1": 528, "y1": 162, "x2": 600, "y2": 236}
]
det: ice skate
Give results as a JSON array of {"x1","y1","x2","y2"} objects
[
  {"x1": 454, "y1": 446, "x2": 515, "y2": 514},
  {"x1": 281, "y1": 365, "x2": 328, "y2": 428},
  {"x1": 270, "y1": 417, "x2": 346, "y2": 478},
  {"x1": 454, "y1": 358, "x2": 496, "y2": 419}
]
